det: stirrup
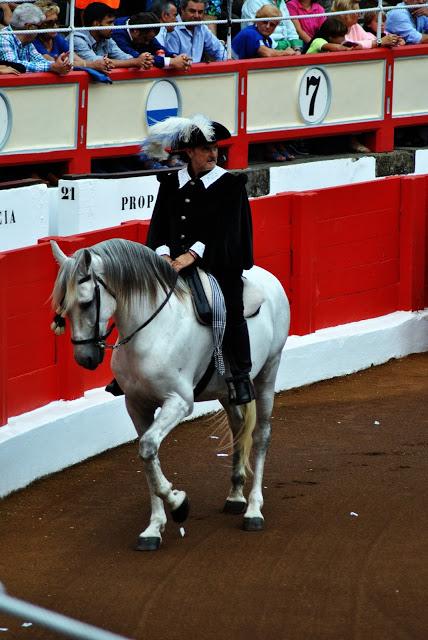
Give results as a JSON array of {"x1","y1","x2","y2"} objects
[{"x1": 226, "y1": 375, "x2": 256, "y2": 406}]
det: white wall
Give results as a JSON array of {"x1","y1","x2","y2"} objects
[
  {"x1": 414, "y1": 149, "x2": 428, "y2": 175},
  {"x1": 0, "y1": 183, "x2": 49, "y2": 251},
  {"x1": 55, "y1": 175, "x2": 160, "y2": 236},
  {"x1": 269, "y1": 156, "x2": 376, "y2": 195}
]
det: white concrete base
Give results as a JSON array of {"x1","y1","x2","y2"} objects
[{"x1": 1, "y1": 309, "x2": 427, "y2": 499}]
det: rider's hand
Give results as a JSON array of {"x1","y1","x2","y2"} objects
[
  {"x1": 171, "y1": 252, "x2": 196, "y2": 272},
  {"x1": 160, "y1": 254, "x2": 174, "y2": 266}
]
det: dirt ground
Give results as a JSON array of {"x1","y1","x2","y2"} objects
[{"x1": 0, "y1": 353, "x2": 427, "y2": 640}]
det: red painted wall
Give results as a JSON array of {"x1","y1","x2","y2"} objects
[{"x1": 1, "y1": 177, "x2": 426, "y2": 425}]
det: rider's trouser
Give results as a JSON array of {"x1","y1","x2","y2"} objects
[{"x1": 213, "y1": 270, "x2": 252, "y2": 378}]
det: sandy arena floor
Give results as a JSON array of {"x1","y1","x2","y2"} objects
[{"x1": 0, "y1": 353, "x2": 427, "y2": 640}]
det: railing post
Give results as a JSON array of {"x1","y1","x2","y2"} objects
[
  {"x1": 399, "y1": 175, "x2": 427, "y2": 311},
  {"x1": 0, "y1": 255, "x2": 7, "y2": 426},
  {"x1": 68, "y1": 72, "x2": 91, "y2": 174},
  {"x1": 225, "y1": 66, "x2": 249, "y2": 169}
]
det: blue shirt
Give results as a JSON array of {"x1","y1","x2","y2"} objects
[
  {"x1": 232, "y1": 24, "x2": 272, "y2": 58},
  {"x1": 0, "y1": 25, "x2": 52, "y2": 72},
  {"x1": 112, "y1": 16, "x2": 177, "y2": 68},
  {"x1": 34, "y1": 34, "x2": 69, "y2": 58},
  {"x1": 164, "y1": 18, "x2": 227, "y2": 62},
  {"x1": 70, "y1": 29, "x2": 132, "y2": 60},
  {"x1": 386, "y1": 2, "x2": 428, "y2": 44}
]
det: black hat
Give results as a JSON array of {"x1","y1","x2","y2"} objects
[{"x1": 142, "y1": 115, "x2": 231, "y2": 160}]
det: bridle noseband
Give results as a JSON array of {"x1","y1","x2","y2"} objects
[{"x1": 70, "y1": 271, "x2": 178, "y2": 351}]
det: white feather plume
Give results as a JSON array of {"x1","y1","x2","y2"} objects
[{"x1": 141, "y1": 114, "x2": 215, "y2": 160}]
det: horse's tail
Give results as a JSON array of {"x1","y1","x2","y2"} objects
[{"x1": 238, "y1": 400, "x2": 257, "y2": 475}]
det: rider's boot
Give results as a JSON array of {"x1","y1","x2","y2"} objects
[{"x1": 225, "y1": 321, "x2": 256, "y2": 405}]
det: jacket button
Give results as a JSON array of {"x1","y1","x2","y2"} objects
[
  {"x1": 180, "y1": 234, "x2": 185, "y2": 239},
  {"x1": 190, "y1": 181, "x2": 195, "y2": 186},
  {"x1": 184, "y1": 198, "x2": 190, "y2": 203},
  {"x1": 181, "y1": 215, "x2": 186, "y2": 220}
]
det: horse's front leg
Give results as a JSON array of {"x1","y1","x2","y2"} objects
[
  {"x1": 139, "y1": 393, "x2": 192, "y2": 546},
  {"x1": 125, "y1": 401, "x2": 169, "y2": 551}
]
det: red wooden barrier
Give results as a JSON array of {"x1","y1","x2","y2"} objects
[
  {"x1": 289, "y1": 175, "x2": 427, "y2": 335},
  {"x1": 0, "y1": 256, "x2": 7, "y2": 426}
]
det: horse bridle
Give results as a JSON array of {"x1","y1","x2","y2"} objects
[{"x1": 70, "y1": 271, "x2": 178, "y2": 351}]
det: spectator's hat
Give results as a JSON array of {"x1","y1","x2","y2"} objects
[{"x1": 142, "y1": 114, "x2": 231, "y2": 160}]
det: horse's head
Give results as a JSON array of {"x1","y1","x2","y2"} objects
[{"x1": 51, "y1": 241, "x2": 117, "y2": 370}]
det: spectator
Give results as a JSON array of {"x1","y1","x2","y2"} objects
[
  {"x1": 164, "y1": 0, "x2": 227, "y2": 62},
  {"x1": 204, "y1": 0, "x2": 221, "y2": 35},
  {"x1": 362, "y1": 4, "x2": 386, "y2": 37},
  {"x1": 0, "y1": 2, "x2": 13, "y2": 26},
  {"x1": 306, "y1": 15, "x2": 357, "y2": 52},
  {"x1": 112, "y1": 10, "x2": 192, "y2": 70},
  {"x1": 151, "y1": 0, "x2": 180, "y2": 46},
  {"x1": 72, "y1": 2, "x2": 154, "y2": 69},
  {"x1": 33, "y1": 0, "x2": 111, "y2": 71},
  {"x1": 287, "y1": 0, "x2": 326, "y2": 45},
  {"x1": 385, "y1": 0, "x2": 428, "y2": 44},
  {"x1": 362, "y1": 4, "x2": 405, "y2": 43},
  {"x1": 241, "y1": 0, "x2": 302, "y2": 51},
  {"x1": 332, "y1": 0, "x2": 402, "y2": 48},
  {"x1": 0, "y1": 3, "x2": 71, "y2": 73},
  {"x1": 232, "y1": 5, "x2": 299, "y2": 57}
]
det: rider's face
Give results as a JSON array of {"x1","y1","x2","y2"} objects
[{"x1": 186, "y1": 144, "x2": 218, "y2": 175}]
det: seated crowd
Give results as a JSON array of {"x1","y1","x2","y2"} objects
[{"x1": 1, "y1": 0, "x2": 428, "y2": 78}]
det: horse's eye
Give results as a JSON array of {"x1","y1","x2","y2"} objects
[{"x1": 79, "y1": 300, "x2": 93, "y2": 311}]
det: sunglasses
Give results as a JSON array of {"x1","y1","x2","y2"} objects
[{"x1": 42, "y1": 19, "x2": 59, "y2": 26}]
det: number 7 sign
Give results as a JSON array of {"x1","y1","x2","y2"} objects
[{"x1": 298, "y1": 67, "x2": 331, "y2": 125}]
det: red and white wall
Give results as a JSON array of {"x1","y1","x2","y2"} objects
[{"x1": 1, "y1": 174, "x2": 427, "y2": 497}]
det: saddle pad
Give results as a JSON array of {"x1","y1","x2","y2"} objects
[{"x1": 197, "y1": 268, "x2": 265, "y2": 319}]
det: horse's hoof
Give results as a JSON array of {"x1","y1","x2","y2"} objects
[
  {"x1": 136, "y1": 536, "x2": 161, "y2": 551},
  {"x1": 171, "y1": 496, "x2": 190, "y2": 523},
  {"x1": 243, "y1": 517, "x2": 264, "y2": 531},
  {"x1": 223, "y1": 500, "x2": 247, "y2": 515}
]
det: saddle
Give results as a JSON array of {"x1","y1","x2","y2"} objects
[{"x1": 187, "y1": 267, "x2": 265, "y2": 326}]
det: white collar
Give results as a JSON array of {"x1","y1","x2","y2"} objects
[{"x1": 178, "y1": 165, "x2": 227, "y2": 189}]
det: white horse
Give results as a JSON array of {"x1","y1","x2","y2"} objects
[{"x1": 51, "y1": 238, "x2": 290, "y2": 550}]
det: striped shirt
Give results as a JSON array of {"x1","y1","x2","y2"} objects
[{"x1": 0, "y1": 26, "x2": 52, "y2": 72}]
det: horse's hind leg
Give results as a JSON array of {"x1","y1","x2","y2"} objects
[
  {"x1": 220, "y1": 402, "x2": 248, "y2": 515},
  {"x1": 243, "y1": 355, "x2": 280, "y2": 531}
]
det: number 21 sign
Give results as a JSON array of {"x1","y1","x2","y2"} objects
[{"x1": 298, "y1": 67, "x2": 331, "y2": 125}]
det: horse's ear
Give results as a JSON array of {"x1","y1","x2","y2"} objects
[
  {"x1": 51, "y1": 240, "x2": 67, "y2": 266},
  {"x1": 83, "y1": 249, "x2": 92, "y2": 271}
]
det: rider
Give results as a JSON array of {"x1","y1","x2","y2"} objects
[{"x1": 144, "y1": 114, "x2": 255, "y2": 405}]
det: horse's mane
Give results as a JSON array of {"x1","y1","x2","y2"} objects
[{"x1": 52, "y1": 238, "x2": 188, "y2": 312}]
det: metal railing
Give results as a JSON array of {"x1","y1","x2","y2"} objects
[
  {"x1": 1, "y1": 0, "x2": 427, "y2": 62},
  {"x1": 0, "y1": 582, "x2": 132, "y2": 640}
]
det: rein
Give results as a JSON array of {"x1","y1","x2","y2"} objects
[{"x1": 71, "y1": 272, "x2": 178, "y2": 350}]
